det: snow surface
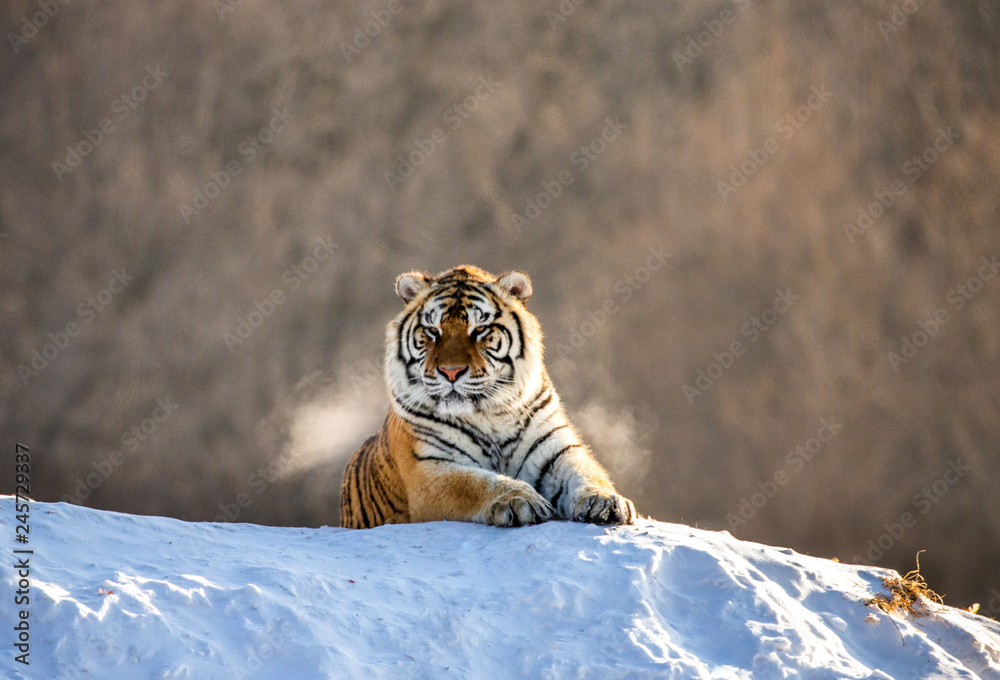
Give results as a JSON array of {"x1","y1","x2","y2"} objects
[{"x1": 3, "y1": 498, "x2": 999, "y2": 680}]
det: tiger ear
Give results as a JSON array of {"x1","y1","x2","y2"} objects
[
  {"x1": 495, "y1": 270, "x2": 532, "y2": 302},
  {"x1": 395, "y1": 271, "x2": 431, "y2": 303}
]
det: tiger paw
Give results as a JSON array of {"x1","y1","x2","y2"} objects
[
  {"x1": 482, "y1": 483, "x2": 554, "y2": 527},
  {"x1": 572, "y1": 491, "x2": 636, "y2": 525}
]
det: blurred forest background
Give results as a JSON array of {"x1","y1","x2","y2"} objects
[{"x1": 2, "y1": 1, "x2": 998, "y2": 611}]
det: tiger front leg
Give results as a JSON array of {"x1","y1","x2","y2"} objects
[
  {"x1": 407, "y1": 460, "x2": 554, "y2": 528},
  {"x1": 537, "y1": 446, "x2": 637, "y2": 526}
]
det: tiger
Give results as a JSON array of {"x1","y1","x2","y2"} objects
[{"x1": 339, "y1": 265, "x2": 636, "y2": 529}]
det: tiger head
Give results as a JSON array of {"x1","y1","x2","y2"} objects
[{"x1": 385, "y1": 265, "x2": 544, "y2": 418}]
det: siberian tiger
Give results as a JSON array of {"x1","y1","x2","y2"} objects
[{"x1": 339, "y1": 265, "x2": 636, "y2": 529}]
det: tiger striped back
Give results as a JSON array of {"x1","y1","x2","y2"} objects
[{"x1": 339, "y1": 424, "x2": 409, "y2": 529}]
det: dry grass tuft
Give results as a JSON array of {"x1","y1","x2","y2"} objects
[{"x1": 866, "y1": 552, "x2": 944, "y2": 618}]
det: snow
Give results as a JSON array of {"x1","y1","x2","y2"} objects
[{"x1": 3, "y1": 498, "x2": 999, "y2": 679}]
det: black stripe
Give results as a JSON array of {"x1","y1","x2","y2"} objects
[
  {"x1": 373, "y1": 481, "x2": 400, "y2": 516},
  {"x1": 360, "y1": 448, "x2": 376, "y2": 520},
  {"x1": 371, "y1": 446, "x2": 403, "y2": 513},
  {"x1": 483, "y1": 288, "x2": 506, "y2": 311},
  {"x1": 511, "y1": 310, "x2": 526, "y2": 359},
  {"x1": 525, "y1": 399, "x2": 559, "y2": 435},
  {"x1": 535, "y1": 444, "x2": 579, "y2": 489},
  {"x1": 550, "y1": 479, "x2": 567, "y2": 508},
  {"x1": 525, "y1": 376, "x2": 551, "y2": 407},
  {"x1": 367, "y1": 489, "x2": 385, "y2": 525},
  {"x1": 343, "y1": 457, "x2": 357, "y2": 523},
  {"x1": 396, "y1": 306, "x2": 419, "y2": 366},
  {"x1": 494, "y1": 355, "x2": 515, "y2": 373},
  {"x1": 378, "y1": 478, "x2": 403, "y2": 514},
  {"x1": 369, "y1": 455, "x2": 401, "y2": 515},
  {"x1": 411, "y1": 428, "x2": 481, "y2": 465},
  {"x1": 513, "y1": 424, "x2": 569, "y2": 479},
  {"x1": 352, "y1": 453, "x2": 371, "y2": 528},
  {"x1": 361, "y1": 447, "x2": 385, "y2": 525},
  {"x1": 394, "y1": 398, "x2": 493, "y2": 451},
  {"x1": 498, "y1": 431, "x2": 522, "y2": 449},
  {"x1": 464, "y1": 291, "x2": 490, "y2": 306},
  {"x1": 412, "y1": 420, "x2": 476, "y2": 452},
  {"x1": 440, "y1": 278, "x2": 475, "y2": 291},
  {"x1": 413, "y1": 453, "x2": 454, "y2": 463},
  {"x1": 526, "y1": 391, "x2": 553, "y2": 423}
]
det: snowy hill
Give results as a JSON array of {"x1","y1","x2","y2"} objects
[{"x1": 2, "y1": 499, "x2": 998, "y2": 679}]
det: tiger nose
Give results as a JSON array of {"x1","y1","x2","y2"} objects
[{"x1": 439, "y1": 365, "x2": 468, "y2": 383}]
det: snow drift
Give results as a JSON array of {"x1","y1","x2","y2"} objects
[{"x1": 2, "y1": 498, "x2": 998, "y2": 679}]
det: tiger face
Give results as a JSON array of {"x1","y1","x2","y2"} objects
[{"x1": 386, "y1": 265, "x2": 544, "y2": 418}]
